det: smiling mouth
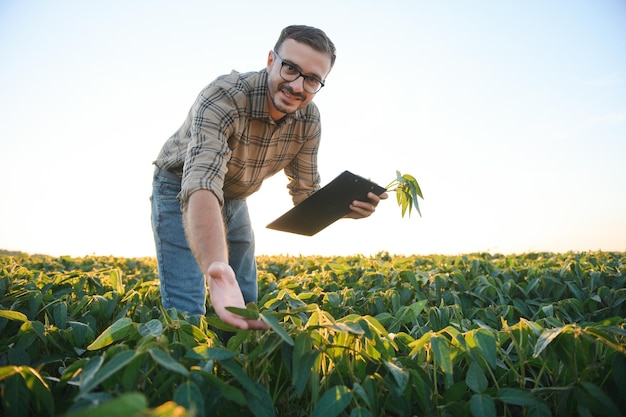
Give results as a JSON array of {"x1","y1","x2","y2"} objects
[{"x1": 279, "y1": 85, "x2": 306, "y2": 102}]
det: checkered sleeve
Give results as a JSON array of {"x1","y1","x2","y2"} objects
[{"x1": 179, "y1": 82, "x2": 239, "y2": 207}]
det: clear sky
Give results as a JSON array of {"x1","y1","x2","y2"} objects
[{"x1": 1, "y1": 0, "x2": 625, "y2": 258}]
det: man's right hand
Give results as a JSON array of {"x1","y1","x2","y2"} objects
[{"x1": 206, "y1": 262, "x2": 269, "y2": 330}]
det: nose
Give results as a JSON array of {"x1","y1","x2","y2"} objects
[{"x1": 288, "y1": 76, "x2": 306, "y2": 93}]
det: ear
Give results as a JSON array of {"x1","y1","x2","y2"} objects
[{"x1": 266, "y1": 50, "x2": 274, "y2": 70}]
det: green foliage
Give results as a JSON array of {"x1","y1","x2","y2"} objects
[
  {"x1": 386, "y1": 171, "x2": 423, "y2": 217},
  {"x1": 0, "y1": 252, "x2": 624, "y2": 416}
]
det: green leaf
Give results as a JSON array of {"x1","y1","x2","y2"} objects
[
  {"x1": 311, "y1": 385, "x2": 353, "y2": 417},
  {"x1": 79, "y1": 350, "x2": 138, "y2": 396},
  {"x1": 388, "y1": 170, "x2": 423, "y2": 218},
  {"x1": 173, "y1": 381, "x2": 204, "y2": 416},
  {"x1": 245, "y1": 380, "x2": 277, "y2": 417},
  {"x1": 0, "y1": 366, "x2": 19, "y2": 381},
  {"x1": 204, "y1": 316, "x2": 238, "y2": 332},
  {"x1": 497, "y1": 387, "x2": 539, "y2": 406},
  {"x1": 583, "y1": 325, "x2": 626, "y2": 354},
  {"x1": 466, "y1": 361, "x2": 488, "y2": 393},
  {"x1": 260, "y1": 312, "x2": 294, "y2": 346},
  {"x1": 470, "y1": 393, "x2": 496, "y2": 417},
  {"x1": 361, "y1": 315, "x2": 398, "y2": 350},
  {"x1": 18, "y1": 366, "x2": 54, "y2": 416},
  {"x1": 0, "y1": 309, "x2": 28, "y2": 322},
  {"x1": 53, "y1": 302, "x2": 68, "y2": 329},
  {"x1": 611, "y1": 353, "x2": 626, "y2": 399},
  {"x1": 226, "y1": 306, "x2": 260, "y2": 320},
  {"x1": 218, "y1": 359, "x2": 276, "y2": 416},
  {"x1": 189, "y1": 346, "x2": 235, "y2": 361},
  {"x1": 203, "y1": 372, "x2": 246, "y2": 405},
  {"x1": 63, "y1": 393, "x2": 147, "y2": 417},
  {"x1": 384, "y1": 360, "x2": 409, "y2": 392},
  {"x1": 333, "y1": 320, "x2": 365, "y2": 335},
  {"x1": 474, "y1": 330, "x2": 497, "y2": 369},
  {"x1": 350, "y1": 408, "x2": 372, "y2": 417},
  {"x1": 352, "y1": 382, "x2": 371, "y2": 409},
  {"x1": 67, "y1": 321, "x2": 93, "y2": 347},
  {"x1": 219, "y1": 359, "x2": 263, "y2": 401},
  {"x1": 431, "y1": 334, "x2": 453, "y2": 385},
  {"x1": 533, "y1": 326, "x2": 566, "y2": 357},
  {"x1": 109, "y1": 268, "x2": 125, "y2": 294},
  {"x1": 75, "y1": 356, "x2": 103, "y2": 393},
  {"x1": 18, "y1": 320, "x2": 46, "y2": 344},
  {"x1": 179, "y1": 321, "x2": 211, "y2": 344},
  {"x1": 138, "y1": 319, "x2": 164, "y2": 337},
  {"x1": 574, "y1": 381, "x2": 623, "y2": 417},
  {"x1": 2, "y1": 372, "x2": 29, "y2": 417},
  {"x1": 149, "y1": 348, "x2": 189, "y2": 377},
  {"x1": 292, "y1": 333, "x2": 319, "y2": 397},
  {"x1": 87, "y1": 317, "x2": 133, "y2": 350}
]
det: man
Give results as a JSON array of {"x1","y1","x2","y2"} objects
[{"x1": 151, "y1": 25, "x2": 386, "y2": 330}]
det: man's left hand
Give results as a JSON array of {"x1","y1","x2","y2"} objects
[{"x1": 345, "y1": 191, "x2": 388, "y2": 219}]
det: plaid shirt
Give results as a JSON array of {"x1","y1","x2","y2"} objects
[{"x1": 154, "y1": 69, "x2": 322, "y2": 207}]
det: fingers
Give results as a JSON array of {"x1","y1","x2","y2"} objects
[
  {"x1": 347, "y1": 192, "x2": 387, "y2": 219},
  {"x1": 246, "y1": 319, "x2": 270, "y2": 330},
  {"x1": 220, "y1": 313, "x2": 250, "y2": 330},
  {"x1": 207, "y1": 261, "x2": 269, "y2": 330}
]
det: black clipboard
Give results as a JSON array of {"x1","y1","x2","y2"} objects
[{"x1": 266, "y1": 171, "x2": 387, "y2": 236}]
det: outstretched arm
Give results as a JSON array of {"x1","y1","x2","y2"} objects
[{"x1": 185, "y1": 190, "x2": 268, "y2": 330}]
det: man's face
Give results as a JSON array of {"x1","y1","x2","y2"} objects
[{"x1": 266, "y1": 38, "x2": 332, "y2": 121}]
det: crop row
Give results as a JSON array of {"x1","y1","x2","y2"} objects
[{"x1": 0, "y1": 251, "x2": 624, "y2": 416}]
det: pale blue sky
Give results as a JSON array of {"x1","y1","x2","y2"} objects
[{"x1": 1, "y1": 0, "x2": 625, "y2": 257}]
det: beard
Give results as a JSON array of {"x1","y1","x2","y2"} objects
[{"x1": 268, "y1": 83, "x2": 308, "y2": 115}]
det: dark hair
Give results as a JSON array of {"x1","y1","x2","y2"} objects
[{"x1": 274, "y1": 25, "x2": 336, "y2": 68}]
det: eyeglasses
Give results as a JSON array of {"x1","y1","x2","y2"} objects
[{"x1": 272, "y1": 51, "x2": 325, "y2": 94}]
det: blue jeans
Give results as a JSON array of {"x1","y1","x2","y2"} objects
[{"x1": 151, "y1": 168, "x2": 257, "y2": 316}]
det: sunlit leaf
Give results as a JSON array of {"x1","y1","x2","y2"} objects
[
  {"x1": 109, "y1": 268, "x2": 125, "y2": 294},
  {"x1": 0, "y1": 309, "x2": 28, "y2": 322},
  {"x1": 189, "y1": 346, "x2": 235, "y2": 361},
  {"x1": 18, "y1": 366, "x2": 54, "y2": 416},
  {"x1": 583, "y1": 325, "x2": 626, "y2": 354},
  {"x1": 386, "y1": 170, "x2": 423, "y2": 218},
  {"x1": 533, "y1": 326, "x2": 567, "y2": 357},
  {"x1": 87, "y1": 317, "x2": 133, "y2": 350}
]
